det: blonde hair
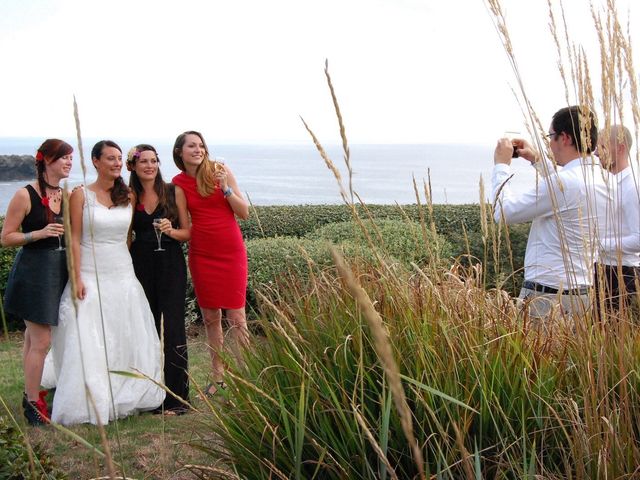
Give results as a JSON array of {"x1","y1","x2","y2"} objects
[
  {"x1": 610, "y1": 124, "x2": 633, "y2": 150},
  {"x1": 196, "y1": 157, "x2": 217, "y2": 197},
  {"x1": 173, "y1": 130, "x2": 217, "y2": 197}
]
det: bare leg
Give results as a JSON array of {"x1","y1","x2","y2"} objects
[
  {"x1": 226, "y1": 307, "x2": 249, "y2": 348},
  {"x1": 23, "y1": 321, "x2": 51, "y2": 401},
  {"x1": 23, "y1": 328, "x2": 31, "y2": 373},
  {"x1": 201, "y1": 307, "x2": 224, "y2": 382},
  {"x1": 225, "y1": 307, "x2": 249, "y2": 371}
]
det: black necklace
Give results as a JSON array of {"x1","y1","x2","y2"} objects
[{"x1": 43, "y1": 180, "x2": 61, "y2": 190}]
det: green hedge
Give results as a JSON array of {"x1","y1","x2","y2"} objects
[
  {"x1": 308, "y1": 218, "x2": 451, "y2": 267},
  {"x1": 243, "y1": 204, "x2": 528, "y2": 289},
  {"x1": 1, "y1": 205, "x2": 528, "y2": 330},
  {"x1": 241, "y1": 204, "x2": 484, "y2": 240}
]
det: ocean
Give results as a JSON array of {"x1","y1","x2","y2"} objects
[{"x1": 0, "y1": 138, "x2": 538, "y2": 213}]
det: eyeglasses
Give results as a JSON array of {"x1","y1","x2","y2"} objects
[{"x1": 545, "y1": 131, "x2": 558, "y2": 139}]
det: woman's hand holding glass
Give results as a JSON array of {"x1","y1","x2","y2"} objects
[
  {"x1": 53, "y1": 214, "x2": 65, "y2": 250},
  {"x1": 213, "y1": 160, "x2": 228, "y2": 191},
  {"x1": 152, "y1": 217, "x2": 170, "y2": 251},
  {"x1": 39, "y1": 221, "x2": 65, "y2": 240}
]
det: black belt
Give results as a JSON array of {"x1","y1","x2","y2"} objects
[{"x1": 522, "y1": 280, "x2": 589, "y2": 296}]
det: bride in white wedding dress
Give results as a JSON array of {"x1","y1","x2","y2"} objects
[{"x1": 44, "y1": 140, "x2": 164, "y2": 425}]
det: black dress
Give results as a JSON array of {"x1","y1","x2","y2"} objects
[
  {"x1": 4, "y1": 185, "x2": 68, "y2": 326},
  {"x1": 130, "y1": 193, "x2": 189, "y2": 412}
]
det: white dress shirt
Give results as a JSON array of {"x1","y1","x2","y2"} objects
[
  {"x1": 492, "y1": 157, "x2": 613, "y2": 288},
  {"x1": 600, "y1": 165, "x2": 640, "y2": 267}
]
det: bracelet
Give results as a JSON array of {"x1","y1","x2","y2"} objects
[
  {"x1": 24, "y1": 232, "x2": 33, "y2": 244},
  {"x1": 223, "y1": 186, "x2": 233, "y2": 198}
]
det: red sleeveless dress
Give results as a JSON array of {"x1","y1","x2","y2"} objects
[{"x1": 173, "y1": 172, "x2": 248, "y2": 309}]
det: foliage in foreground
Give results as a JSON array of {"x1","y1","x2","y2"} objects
[
  {"x1": 196, "y1": 254, "x2": 640, "y2": 478},
  {"x1": 0, "y1": 414, "x2": 66, "y2": 480}
]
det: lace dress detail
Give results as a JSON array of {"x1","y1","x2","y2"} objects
[{"x1": 43, "y1": 189, "x2": 164, "y2": 425}]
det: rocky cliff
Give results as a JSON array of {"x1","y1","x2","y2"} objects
[{"x1": 0, "y1": 155, "x2": 36, "y2": 181}]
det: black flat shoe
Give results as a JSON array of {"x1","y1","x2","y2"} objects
[{"x1": 23, "y1": 393, "x2": 49, "y2": 426}]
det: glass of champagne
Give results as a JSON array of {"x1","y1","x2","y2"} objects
[
  {"x1": 54, "y1": 214, "x2": 64, "y2": 251},
  {"x1": 152, "y1": 218, "x2": 165, "y2": 252},
  {"x1": 213, "y1": 157, "x2": 225, "y2": 189}
]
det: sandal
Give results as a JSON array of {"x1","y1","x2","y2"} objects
[{"x1": 204, "y1": 381, "x2": 227, "y2": 397}]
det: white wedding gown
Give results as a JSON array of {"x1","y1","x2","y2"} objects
[{"x1": 43, "y1": 189, "x2": 165, "y2": 425}]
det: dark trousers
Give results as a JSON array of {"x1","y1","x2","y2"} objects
[
  {"x1": 594, "y1": 262, "x2": 640, "y2": 318},
  {"x1": 131, "y1": 240, "x2": 190, "y2": 411}
]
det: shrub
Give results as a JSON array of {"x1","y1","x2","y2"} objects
[
  {"x1": 308, "y1": 218, "x2": 451, "y2": 268},
  {"x1": 240, "y1": 204, "x2": 485, "y2": 241},
  {"x1": 246, "y1": 235, "x2": 374, "y2": 288},
  {"x1": 245, "y1": 236, "x2": 366, "y2": 317},
  {"x1": 240, "y1": 204, "x2": 528, "y2": 292},
  {"x1": 0, "y1": 415, "x2": 66, "y2": 479}
]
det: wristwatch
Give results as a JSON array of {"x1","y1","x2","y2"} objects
[{"x1": 223, "y1": 186, "x2": 233, "y2": 198}]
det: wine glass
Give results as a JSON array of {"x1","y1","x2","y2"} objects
[
  {"x1": 54, "y1": 214, "x2": 65, "y2": 251},
  {"x1": 213, "y1": 157, "x2": 225, "y2": 189},
  {"x1": 152, "y1": 218, "x2": 165, "y2": 252}
]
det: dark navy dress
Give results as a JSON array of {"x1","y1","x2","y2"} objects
[{"x1": 4, "y1": 185, "x2": 68, "y2": 326}]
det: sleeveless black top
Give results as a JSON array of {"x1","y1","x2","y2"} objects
[
  {"x1": 22, "y1": 184, "x2": 63, "y2": 250},
  {"x1": 131, "y1": 185, "x2": 180, "y2": 245}
]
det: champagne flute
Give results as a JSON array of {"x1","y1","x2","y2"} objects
[
  {"x1": 54, "y1": 214, "x2": 64, "y2": 251},
  {"x1": 213, "y1": 157, "x2": 225, "y2": 189},
  {"x1": 152, "y1": 218, "x2": 165, "y2": 252}
]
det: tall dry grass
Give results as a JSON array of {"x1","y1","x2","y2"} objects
[
  {"x1": 5, "y1": 0, "x2": 640, "y2": 478},
  {"x1": 193, "y1": 1, "x2": 640, "y2": 478}
]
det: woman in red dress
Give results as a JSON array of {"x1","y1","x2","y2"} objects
[{"x1": 172, "y1": 131, "x2": 249, "y2": 395}]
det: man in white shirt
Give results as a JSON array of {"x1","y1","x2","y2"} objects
[
  {"x1": 594, "y1": 125, "x2": 640, "y2": 314},
  {"x1": 492, "y1": 105, "x2": 611, "y2": 321}
]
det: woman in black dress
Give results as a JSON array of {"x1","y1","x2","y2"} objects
[
  {"x1": 1, "y1": 139, "x2": 73, "y2": 425},
  {"x1": 127, "y1": 144, "x2": 191, "y2": 414}
]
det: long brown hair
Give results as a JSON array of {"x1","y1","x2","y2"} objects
[
  {"x1": 127, "y1": 144, "x2": 178, "y2": 222},
  {"x1": 91, "y1": 140, "x2": 129, "y2": 207},
  {"x1": 35, "y1": 139, "x2": 73, "y2": 222},
  {"x1": 172, "y1": 130, "x2": 217, "y2": 197}
]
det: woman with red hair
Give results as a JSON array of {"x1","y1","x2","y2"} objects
[{"x1": 1, "y1": 138, "x2": 73, "y2": 425}]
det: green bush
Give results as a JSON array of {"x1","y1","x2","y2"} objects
[
  {"x1": 0, "y1": 415, "x2": 66, "y2": 479},
  {"x1": 308, "y1": 218, "x2": 451, "y2": 267},
  {"x1": 246, "y1": 236, "x2": 361, "y2": 316},
  {"x1": 240, "y1": 204, "x2": 485, "y2": 240},
  {"x1": 246, "y1": 236, "x2": 372, "y2": 288},
  {"x1": 241, "y1": 204, "x2": 528, "y2": 292}
]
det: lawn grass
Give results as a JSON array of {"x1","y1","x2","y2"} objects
[{"x1": 0, "y1": 325, "x2": 226, "y2": 479}]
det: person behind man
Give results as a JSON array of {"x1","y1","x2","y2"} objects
[
  {"x1": 492, "y1": 105, "x2": 611, "y2": 322},
  {"x1": 594, "y1": 125, "x2": 639, "y2": 314}
]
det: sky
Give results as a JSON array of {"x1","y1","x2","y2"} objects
[{"x1": 0, "y1": 0, "x2": 637, "y2": 145}]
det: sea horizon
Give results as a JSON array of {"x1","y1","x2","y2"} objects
[{"x1": 0, "y1": 138, "x2": 538, "y2": 212}]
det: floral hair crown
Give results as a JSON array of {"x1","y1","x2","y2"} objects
[{"x1": 126, "y1": 147, "x2": 140, "y2": 171}]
